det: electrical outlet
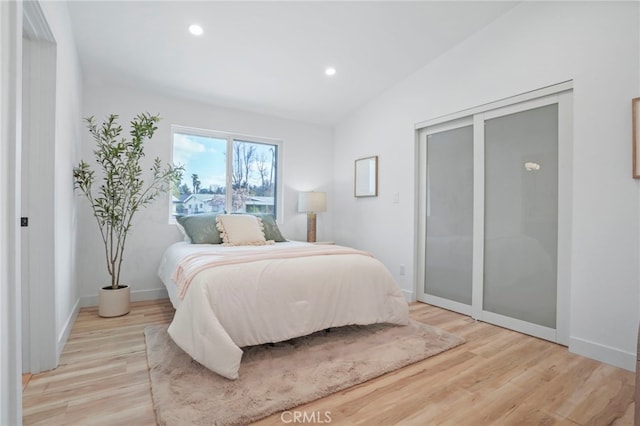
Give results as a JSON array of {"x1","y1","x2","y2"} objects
[
  {"x1": 399, "y1": 264, "x2": 405, "y2": 276},
  {"x1": 20, "y1": 217, "x2": 29, "y2": 227}
]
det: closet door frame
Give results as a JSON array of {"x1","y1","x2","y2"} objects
[{"x1": 415, "y1": 83, "x2": 573, "y2": 345}]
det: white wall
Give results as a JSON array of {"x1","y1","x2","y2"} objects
[
  {"x1": 78, "y1": 77, "x2": 334, "y2": 305},
  {"x1": 333, "y1": 1, "x2": 640, "y2": 370}
]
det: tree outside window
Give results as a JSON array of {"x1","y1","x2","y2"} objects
[{"x1": 172, "y1": 128, "x2": 281, "y2": 220}]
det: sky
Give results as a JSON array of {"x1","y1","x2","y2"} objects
[
  {"x1": 173, "y1": 132, "x2": 276, "y2": 192},
  {"x1": 173, "y1": 133, "x2": 227, "y2": 191}
]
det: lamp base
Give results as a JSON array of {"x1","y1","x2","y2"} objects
[{"x1": 306, "y1": 212, "x2": 317, "y2": 242}]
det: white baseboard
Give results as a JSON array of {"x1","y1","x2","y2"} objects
[
  {"x1": 80, "y1": 287, "x2": 169, "y2": 308},
  {"x1": 57, "y1": 299, "x2": 80, "y2": 361},
  {"x1": 79, "y1": 294, "x2": 96, "y2": 308},
  {"x1": 131, "y1": 287, "x2": 169, "y2": 302},
  {"x1": 401, "y1": 289, "x2": 414, "y2": 303},
  {"x1": 569, "y1": 336, "x2": 636, "y2": 372}
]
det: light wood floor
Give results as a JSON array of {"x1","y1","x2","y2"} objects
[{"x1": 23, "y1": 299, "x2": 635, "y2": 425}]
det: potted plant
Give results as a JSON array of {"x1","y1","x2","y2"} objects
[{"x1": 73, "y1": 113, "x2": 182, "y2": 317}]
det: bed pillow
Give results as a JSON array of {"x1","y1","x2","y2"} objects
[
  {"x1": 176, "y1": 214, "x2": 222, "y2": 244},
  {"x1": 254, "y1": 214, "x2": 287, "y2": 242},
  {"x1": 216, "y1": 214, "x2": 273, "y2": 246},
  {"x1": 175, "y1": 221, "x2": 191, "y2": 242}
]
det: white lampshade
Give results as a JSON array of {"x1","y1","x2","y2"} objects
[{"x1": 298, "y1": 191, "x2": 327, "y2": 213}]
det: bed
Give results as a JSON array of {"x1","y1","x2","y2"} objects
[{"x1": 157, "y1": 213, "x2": 409, "y2": 380}]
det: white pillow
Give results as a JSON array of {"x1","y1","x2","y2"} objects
[{"x1": 215, "y1": 214, "x2": 273, "y2": 246}]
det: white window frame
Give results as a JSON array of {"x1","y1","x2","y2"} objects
[{"x1": 170, "y1": 125, "x2": 284, "y2": 223}]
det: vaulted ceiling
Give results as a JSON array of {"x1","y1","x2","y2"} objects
[{"x1": 67, "y1": 1, "x2": 518, "y2": 126}]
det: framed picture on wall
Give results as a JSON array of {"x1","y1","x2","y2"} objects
[
  {"x1": 354, "y1": 156, "x2": 378, "y2": 197},
  {"x1": 633, "y1": 97, "x2": 640, "y2": 178}
]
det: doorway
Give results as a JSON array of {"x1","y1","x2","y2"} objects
[{"x1": 21, "y1": 0, "x2": 57, "y2": 374}]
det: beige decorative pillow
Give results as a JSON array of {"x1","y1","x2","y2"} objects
[{"x1": 215, "y1": 214, "x2": 274, "y2": 246}]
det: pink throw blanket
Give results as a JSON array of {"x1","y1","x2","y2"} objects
[{"x1": 172, "y1": 244, "x2": 373, "y2": 300}]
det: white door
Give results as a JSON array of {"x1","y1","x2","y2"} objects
[{"x1": 21, "y1": 2, "x2": 58, "y2": 373}]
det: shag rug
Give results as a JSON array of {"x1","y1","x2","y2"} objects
[{"x1": 144, "y1": 320, "x2": 464, "y2": 426}]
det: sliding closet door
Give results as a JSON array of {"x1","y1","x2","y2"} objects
[
  {"x1": 482, "y1": 104, "x2": 558, "y2": 332},
  {"x1": 418, "y1": 123, "x2": 473, "y2": 314},
  {"x1": 416, "y1": 84, "x2": 572, "y2": 344}
]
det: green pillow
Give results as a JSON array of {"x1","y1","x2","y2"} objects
[
  {"x1": 176, "y1": 214, "x2": 222, "y2": 244},
  {"x1": 254, "y1": 214, "x2": 287, "y2": 242}
]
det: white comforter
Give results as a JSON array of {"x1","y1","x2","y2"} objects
[{"x1": 158, "y1": 241, "x2": 409, "y2": 380}]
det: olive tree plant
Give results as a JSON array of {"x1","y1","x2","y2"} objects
[{"x1": 73, "y1": 113, "x2": 183, "y2": 289}]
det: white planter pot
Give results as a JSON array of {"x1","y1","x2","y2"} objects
[{"x1": 98, "y1": 285, "x2": 131, "y2": 317}]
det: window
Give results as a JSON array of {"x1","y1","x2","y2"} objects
[{"x1": 171, "y1": 126, "x2": 282, "y2": 221}]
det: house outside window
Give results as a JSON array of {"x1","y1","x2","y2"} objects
[{"x1": 171, "y1": 126, "x2": 282, "y2": 221}]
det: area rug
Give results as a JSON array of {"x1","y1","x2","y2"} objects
[{"x1": 144, "y1": 320, "x2": 464, "y2": 426}]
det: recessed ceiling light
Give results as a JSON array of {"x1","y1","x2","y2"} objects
[
  {"x1": 325, "y1": 67, "x2": 336, "y2": 76},
  {"x1": 189, "y1": 24, "x2": 203, "y2": 36}
]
